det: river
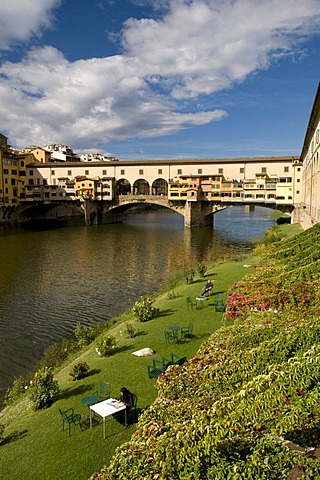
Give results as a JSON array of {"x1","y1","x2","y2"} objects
[{"x1": 0, "y1": 206, "x2": 275, "y2": 396}]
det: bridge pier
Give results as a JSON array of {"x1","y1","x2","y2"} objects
[
  {"x1": 245, "y1": 204, "x2": 255, "y2": 213},
  {"x1": 184, "y1": 201, "x2": 213, "y2": 227},
  {"x1": 82, "y1": 199, "x2": 104, "y2": 225}
]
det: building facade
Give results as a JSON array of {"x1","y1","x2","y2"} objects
[{"x1": 299, "y1": 82, "x2": 320, "y2": 228}]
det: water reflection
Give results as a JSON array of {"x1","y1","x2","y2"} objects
[{"x1": 0, "y1": 206, "x2": 274, "y2": 395}]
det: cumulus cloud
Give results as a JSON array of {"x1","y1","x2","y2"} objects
[
  {"x1": 0, "y1": 0, "x2": 61, "y2": 50},
  {"x1": 0, "y1": 0, "x2": 320, "y2": 149}
]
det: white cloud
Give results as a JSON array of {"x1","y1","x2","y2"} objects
[
  {"x1": 0, "y1": 0, "x2": 61, "y2": 50},
  {"x1": 0, "y1": 0, "x2": 320, "y2": 149}
]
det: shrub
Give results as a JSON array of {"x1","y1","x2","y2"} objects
[
  {"x1": 198, "y1": 265, "x2": 206, "y2": 277},
  {"x1": 124, "y1": 323, "x2": 136, "y2": 338},
  {"x1": 167, "y1": 290, "x2": 178, "y2": 300},
  {"x1": 0, "y1": 424, "x2": 4, "y2": 445},
  {"x1": 4, "y1": 376, "x2": 29, "y2": 406},
  {"x1": 132, "y1": 296, "x2": 159, "y2": 322},
  {"x1": 70, "y1": 362, "x2": 90, "y2": 381},
  {"x1": 28, "y1": 367, "x2": 59, "y2": 410},
  {"x1": 38, "y1": 338, "x2": 78, "y2": 370},
  {"x1": 95, "y1": 336, "x2": 116, "y2": 356},
  {"x1": 74, "y1": 321, "x2": 105, "y2": 348}
]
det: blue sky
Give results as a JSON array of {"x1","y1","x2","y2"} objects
[{"x1": 0, "y1": 0, "x2": 320, "y2": 160}]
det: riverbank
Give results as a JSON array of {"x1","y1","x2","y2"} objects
[{"x1": 0, "y1": 248, "x2": 263, "y2": 479}]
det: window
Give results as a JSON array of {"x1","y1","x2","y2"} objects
[
  {"x1": 296, "y1": 190, "x2": 300, "y2": 194},
  {"x1": 85, "y1": 170, "x2": 89, "y2": 175},
  {"x1": 29, "y1": 169, "x2": 34, "y2": 176},
  {"x1": 218, "y1": 168, "x2": 223, "y2": 174},
  {"x1": 11, "y1": 179, "x2": 16, "y2": 186},
  {"x1": 284, "y1": 166, "x2": 289, "y2": 172},
  {"x1": 20, "y1": 161, "x2": 24, "y2": 167},
  {"x1": 297, "y1": 178, "x2": 300, "y2": 182},
  {"x1": 158, "y1": 169, "x2": 162, "y2": 174},
  {"x1": 139, "y1": 169, "x2": 144, "y2": 175},
  {"x1": 11, "y1": 169, "x2": 17, "y2": 175},
  {"x1": 240, "y1": 168, "x2": 244, "y2": 173},
  {"x1": 121, "y1": 169, "x2": 125, "y2": 175},
  {"x1": 261, "y1": 167, "x2": 267, "y2": 173},
  {"x1": 103, "y1": 170, "x2": 107, "y2": 175},
  {"x1": 3, "y1": 169, "x2": 8, "y2": 174},
  {"x1": 177, "y1": 169, "x2": 182, "y2": 175},
  {"x1": 297, "y1": 168, "x2": 301, "y2": 172},
  {"x1": 51, "y1": 170, "x2": 55, "y2": 175},
  {"x1": 67, "y1": 170, "x2": 72, "y2": 176},
  {"x1": 198, "y1": 169, "x2": 202, "y2": 174}
]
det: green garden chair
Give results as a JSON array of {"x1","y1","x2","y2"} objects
[
  {"x1": 94, "y1": 382, "x2": 111, "y2": 400},
  {"x1": 59, "y1": 407, "x2": 83, "y2": 436}
]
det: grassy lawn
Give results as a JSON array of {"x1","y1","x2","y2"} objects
[{"x1": 0, "y1": 259, "x2": 255, "y2": 480}]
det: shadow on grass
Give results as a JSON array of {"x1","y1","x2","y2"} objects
[
  {"x1": 86, "y1": 368, "x2": 102, "y2": 378},
  {"x1": 156, "y1": 309, "x2": 176, "y2": 318},
  {"x1": 134, "y1": 330, "x2": 147, "y2": 337},
  {"x1": 57, "y1": 383, "x2": 95, "y2": 401},
  {"x1": 2, "y1": 429, "x2": 28, "y2": 445},
  {"x1": 112, "y1": 345, "x2": 135, "y2": 355}
]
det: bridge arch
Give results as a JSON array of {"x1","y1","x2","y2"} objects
[
  {"x1": 151, "y1": 178, "x2": 168, "y2": 196},
  {"x1": 116, "y1": 178, "x2": 131, "y2": 195},
  {"x1": 133, "y1": 178, "x2": 150, "y2": 195}
]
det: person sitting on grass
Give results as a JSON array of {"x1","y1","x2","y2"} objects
[{"x1": 200, "y1": 279, "x2": 213, "y2": 296}]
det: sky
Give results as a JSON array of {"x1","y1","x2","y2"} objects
[{"x1": 0, "y1": 0, "x2": 320, "y2": 160}]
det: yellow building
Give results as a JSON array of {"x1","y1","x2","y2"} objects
[{"x1": 0, "y1": 134, "x2": 40, "y2": 207}]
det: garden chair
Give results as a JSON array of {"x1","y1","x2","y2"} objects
[
  {"x1": 129, "y1": 393, "x2": 138, "y2": 423},
  {"x1": 164, "y1": 330, "x2": 178, "y2": 346},
  {"x1": 147, "y1": 359, "x2": 166, "y2": 379},
  {"x1": 59, "y1": 407, "x2": 83, "y2": 436},
  {"x1": 94, "y1": 382, "x2": 111, "y2": 400},
  {"x1": 162, "y1": 353, "x2": 187, "y2": 368},
  {"x1": 186, "y1": 296, "x2": 197, "y2": 311},
  {"x1": 181, "y1": 323, "x2": 194, "y2": 339}
]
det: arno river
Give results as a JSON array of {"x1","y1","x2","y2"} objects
[{"x1": 0, "y1": 206, "x2": 275, "y2": 396}]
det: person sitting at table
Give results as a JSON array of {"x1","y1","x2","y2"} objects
[
  {"x1": 113, "y1": 387, "x2": 133, "y2": 424},
  {"x1": 200, "y1": 279, "x2": 213, "y2": 296}
]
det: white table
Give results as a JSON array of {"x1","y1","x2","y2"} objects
[{"x1": 90, "y1": 398, "x2": 127, "y2": 438}]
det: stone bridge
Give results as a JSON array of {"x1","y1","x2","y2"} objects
[{"x1": 2, "y1": 194, "x2": 293, "y2": 227}]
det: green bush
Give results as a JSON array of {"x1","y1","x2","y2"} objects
[
  {"x1": 124, "y1": 323, "x2": 136, "y2": 338},
  {"x1": 4, "y1": 376, "x2": 29, "y2": 406},
  {"x1": 28, "y1": 367, "x2": 59, "y2": 410},
  {"x1": 132, "y1": 296, "x2": 159, "y2": 322},
  {"x1": 37, "y1": 338, "x2": 78, "y2": 370},
  {"x1": 95, "y1": 336, "x2": 116, "y2": 356},
  {"x1": 74, "y1": 321, "x2": 105, "y2": 348},
  {"x1": 70, "y1": 362, "x2": 90, "y2": 381}
]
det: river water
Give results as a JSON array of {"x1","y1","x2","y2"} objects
[{"x1": 0, "y1": 206, "x2": 275, "y2": 396}]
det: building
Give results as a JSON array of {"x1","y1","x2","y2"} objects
[
  {"x1": 299, "y1": 82, "x2": 320, "y2": 227},
  {"x1": 42, "y1": 144, "x2": 80, "y2": 162},
  {"x1": 0, "y1": 135, "x2": 37, "y2": 207}
]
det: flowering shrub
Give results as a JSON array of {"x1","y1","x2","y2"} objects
[
  {"x1": 28, "y1": 367, "x2": 59, "y2": 410},
  {"x1": 95, "y1": 336, "x2": 116, "y2": 356},
  {"x1": 132, "y1": 296, "x2": 159, "y2": 322},
  {"x1": 70, "y1": 362, "x2": 90, "y2": 380}
]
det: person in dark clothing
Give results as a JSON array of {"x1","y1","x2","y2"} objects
[
  {"x1": 201, "y1": 279, "x2": 213, "y2": 296},
  {"x1": 113, "y1": 387, "x2": 133, "y2": 424},
  {"x1": 119, "y1": 387, "x2": 133, "y2": 411}
]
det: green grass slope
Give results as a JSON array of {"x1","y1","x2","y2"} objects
[
  {"x1": 94, "y1": 224, "x2": 320, "y2": 480},
  {"x1": 0, "y1": 255, "x2": 251, "y2": 480}
]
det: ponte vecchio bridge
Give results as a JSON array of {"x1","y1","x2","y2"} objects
[{"x1": 15, "y1": 155, "x2": 302, "y2": 227}]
